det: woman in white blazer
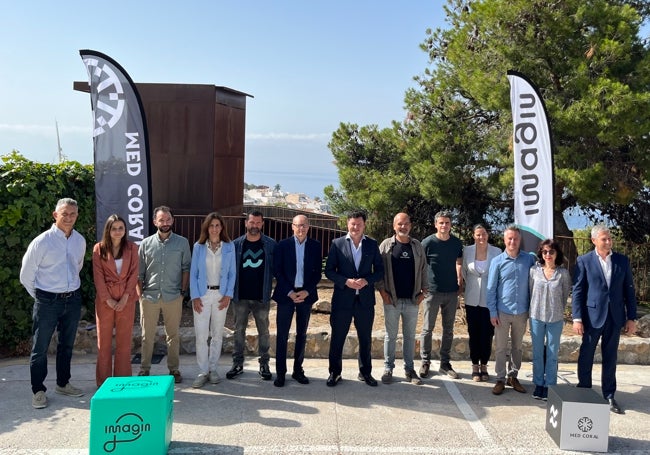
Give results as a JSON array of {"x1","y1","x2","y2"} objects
[{"x1": 462, "y1": 224, "x2": 502, "y2": 382}]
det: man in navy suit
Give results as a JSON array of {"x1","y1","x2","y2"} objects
[
  {"x1": 572, "y1": 225, "x2": 637, "y2": 414},
  {"x1": 272, "y1": 214, "x2": 322, "y2": 387},
  {"x1": 325, "y1": 211, "x2": 384, "y2": 387}
]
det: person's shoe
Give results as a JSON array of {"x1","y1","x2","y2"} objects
[
  {"x1": 506, "y1": 376, "x2": 526, "y2": 393},
  {"x1": 608, "y1": 398, "x2": 624, "y2": 414},
  {"x1": 405, "y1": 369, "x2": 423, "y2": 385},
  {"x1": 291, "y1": 371, "x2": 310, "y2": 384},
  {"x1": 170, "y1": 370, "x2": 183, "y2": 384},
  {"x1": 192, "y1": 374, "x2": 208, "y2": 388},
  {"x1": 226, "y1": 364, "x2": 243, "y2": 379},
  {"x1": 542, "y1": 387, "x2": 548, "y2": 401},
  {"x1": 381, "y1": 369, "x2": 393, "y2": 384},
  {"x1": 259, "y1": 363, "x2": 272, "y2": 380},
  {"x1": 32, "y1": 391, "x2": 47, "y2": 409},
  {"x1": 480, "y1": 365, "x2": 490, "y2": 382},
  {"x1": 357, "y1": 373, "x2": 378, "y2": 387},
  {"x1": 55, "y1": 383, "x2": 84, "y2": 397},
  {"x1": 419, "y1": 362, "x2": 431, "y2": 378},
  {"x1": 439, "y1": 363, "x2": 459, "y2": 379},
  {"x1": 326, "y1": 373, "x2": 341, "y2": 387},
  {"x1": 209, "y1": 371, "x2": 222, "y2": 384},
  {"x1": 471, "y1": 365, "x2": 481, "y2": 382},
  {"x1": 492, "y1": 380, "x2": 506, "y2": 395},
  {"x1": 137, "y1": 369, "x2": 150, "y2": 376},
  {"x1": 273, "y1": 375, "x2": 285, "y2": 387},
  {"x1": 532, "y1": 385, "x2": 544, "y2": 400}
]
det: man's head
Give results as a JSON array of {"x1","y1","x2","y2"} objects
[
  {"x1": 53, "y1": 198, "x2": 79, "y2": 235},
  {"x1": 434, "y1": 210, "x2": 452, "y2": 238},
  {"x1": 503, "y1": 224, "x2": 521, "y2": 257},
  {"x1": 346, "y1": 210, "x2": 367, "y2": 241},
  {"x1": 292, "y1": 214, "x2": 309, "y2": 243},
  {"x1": 153, "y1": 206, "x2": 174, "y2": 236},
  {"x1": 245, "y1": 210, "x2": 264, "y2": 239},
  {"x1": 393, "y1": 212, "x2": 411, "y2": 242},
  {"x1": 591, "y1": 224, "x2": 613, "y2": 256}
]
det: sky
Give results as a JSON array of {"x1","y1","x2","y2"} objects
[{"x1": 0, "y1": 1, "x2": 447, "y2": 199}]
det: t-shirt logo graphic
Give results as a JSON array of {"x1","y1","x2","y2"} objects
[{"x1": 242, "y1": 249, "x2": 263, "y2": 268}]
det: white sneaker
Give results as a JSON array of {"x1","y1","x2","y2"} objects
[
  {"x1": 55, "y1": 383, "x2": 84, "y2": 397},
  {"x1": 192, "y1": 374, "x2": 208, "y2": 388},
  {"x1": 32, "y1": 391, "x2": 47, "y2": 409},
  {"x1": 209, "y1": 371, "x2": 222, "y2": 384}
]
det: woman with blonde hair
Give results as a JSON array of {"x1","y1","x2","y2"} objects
[{"x1": 462, "y1": 224, "x2": 502, "y2": 381}]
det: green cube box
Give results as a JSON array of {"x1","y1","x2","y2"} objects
[{"x1": 90, "y1": 375, "x2": 174, "y2": 454}]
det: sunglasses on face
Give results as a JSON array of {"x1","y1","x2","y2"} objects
[{"x1": 542, "y1": 249, "x2": 556, "y2": 255}]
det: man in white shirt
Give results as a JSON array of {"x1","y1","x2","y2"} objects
[{"x1": 20, "y1": 198, "x2": 86, "y2": 409}]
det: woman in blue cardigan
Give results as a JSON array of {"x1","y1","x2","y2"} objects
[{"x1": 189, "y1": 212, "x2": 236, "y2": 388}]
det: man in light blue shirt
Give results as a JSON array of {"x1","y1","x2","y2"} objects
[
  {"x1": 20, "y1": 198, "x2": 86, "y2": 409},
  {"x1": 486, "y1": 225, "x2": 535, "y2": 395}
]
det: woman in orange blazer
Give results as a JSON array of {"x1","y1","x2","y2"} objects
[{"x1": 92, "y1": 214, "x2": 139, "y2": 387}]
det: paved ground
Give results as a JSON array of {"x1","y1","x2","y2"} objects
[{"x1": 1, "y1": 355, "x2": 649, "y2": 454}]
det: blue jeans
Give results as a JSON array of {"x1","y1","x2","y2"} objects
[
  {"x1": 420, "y1": 292, "x2": 457, "y2": 364},
  {"x1": 383, "y1": 298, "x2": 419, "y2": 371},
  {"x1": 30, "y1": 289, "x2": 82, "y2": 394},
  {"x1": 530, "y1": 318, "x2": 563, "y2": 387},
  {"x1": 232, "y1": 299, "x2": 270, "y2": 365}
]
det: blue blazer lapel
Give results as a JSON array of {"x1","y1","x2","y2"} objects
[
  {"x1": 342, "y1": 238, "x2": 355, "y2": 269},
  {"x1": 288, "y1": 240, "x2": 297, "y2": 279}
]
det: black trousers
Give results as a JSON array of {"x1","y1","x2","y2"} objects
[
  {"x1": 328, "y1": 297, "x2": 375, "y2": 376},
  {"x1": 275, "y1": 299, "x2": 312, "y2": 375}
]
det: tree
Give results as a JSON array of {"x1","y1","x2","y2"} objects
[{"x1": 328, "y1": 0, "x2": 650, "y2": 244}]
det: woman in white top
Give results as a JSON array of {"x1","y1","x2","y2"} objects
[
  {"x1": 189, "y1": 212, "x2": 236, "y2": 388},
  {"x1": 529, "y1": 239, "x2": 570, "y2": 400},
  {"x1": 462, "y1": 224, "x2": 502, "y2": 381}
]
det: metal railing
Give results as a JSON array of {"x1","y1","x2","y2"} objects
[{"x1": 175, "y1": 215, "x2": 649, "y2": 302}]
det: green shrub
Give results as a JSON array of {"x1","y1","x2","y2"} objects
[{"x1": 0, "y1": 151, "x2": 96, "y2": 351}]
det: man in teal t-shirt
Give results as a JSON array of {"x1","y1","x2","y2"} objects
[{"x1": 419, "y1": 211, "x2": 463, "y2": 379}]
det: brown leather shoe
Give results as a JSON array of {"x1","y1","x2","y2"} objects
[
  {"x1": 507, "y1": 376, "x2": 526, "y2": 393},
  {"x1": 170, "y1": 369, "x2": 183, "y2": 384},
  {"x1": 492, "y1": 380, "x2": 505, "y2": 395}
]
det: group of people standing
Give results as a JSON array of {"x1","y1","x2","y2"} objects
[{"x1": 20, "y1": 199, "x2": 637, "y2": 416}]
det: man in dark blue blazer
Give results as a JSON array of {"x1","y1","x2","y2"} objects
[
  {"x1": 272, "y1": 215, "x2": 322, "y2": 387},
  {"x1": 325, "y1": 211, "x2": 384, "y2": 387},
  {"x1": 572, "y1": 225, "x2": 637, "y2": 414}
]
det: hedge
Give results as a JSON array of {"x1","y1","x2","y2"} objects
[{"x1": 0, "y1": 151, "x2": 96, "y2": 352}]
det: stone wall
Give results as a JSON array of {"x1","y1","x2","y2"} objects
[{"x1": 63, "y1": 320, "x2": 650, "y2": 365}]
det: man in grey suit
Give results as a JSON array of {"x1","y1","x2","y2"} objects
[
  {"x1": 572, "y1": 225, "x2": 637, "y2": 414},
  {"x1": 325, "y1": 211, "x2": 384, "y2": 387}
]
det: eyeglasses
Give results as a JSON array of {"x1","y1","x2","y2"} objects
[
  {"x1": 542, "y1": 249, "x2": 556, "y2": 255},
  {"x1": 292, "y1": 224, "x2": 308, "y2": 229}
]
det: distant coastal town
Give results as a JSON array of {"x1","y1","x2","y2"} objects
[{"x1": 244, "y1": 184, "x2": 332, "y2": 214}]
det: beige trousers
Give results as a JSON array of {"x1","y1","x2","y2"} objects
[{"x1": 139, "y1": 296, "x2": 183, "y2": 371}]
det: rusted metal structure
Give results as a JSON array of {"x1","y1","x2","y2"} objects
[{"x1": 74, "y1": 81, "x2": 252, "y2": 218}]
